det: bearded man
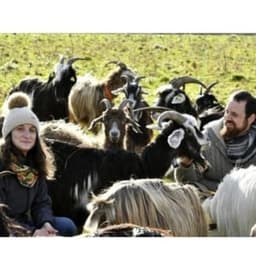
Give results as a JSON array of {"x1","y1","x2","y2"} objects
[{"x1": 173, "y1": 90, "x2": 256, "y2": 192}]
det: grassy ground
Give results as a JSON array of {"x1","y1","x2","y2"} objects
[{"x1": 1, "y1": 33, "x2": 256, "y2": 107}]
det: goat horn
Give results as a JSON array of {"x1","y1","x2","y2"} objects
[
  {"x1": 204, "y1": 81, "x2": 219, "y2": 94},
  {"x1": 101, "y1": 98, "x2": 113, "y2": 111},
  {"x1": 115, "y1": 61, "x2": 128, "y2": 70},
  {"x1": 133, "y1": 106, "x2": 171, "y2": 113},
  {"x1": 157, "y1": 110, "x2": 187, "y2": 128},
  {"x1": 105, "y1": 60, "x2": 118, "y2": 66},
  {"x1": 105, "y1": 61, "x2": 127, "y2": 70},
  {"x1": 67, "y1": 57, "x2": 90, "y2": 65},
  {"x1": 119, "y1": 99, "x2": 133, "y2": 110},
  {"x1": 134, "y1": 76, "x2": 146, "y2": 83},
  {"x1": 111, "y1": 87, "x2": 126, "y2": 95},
  {"x1": 169, "y1": 76, "x2": 208, "y2": 90},
  {"x1": 88, "y1": 115, "x2": 104, "y2": 131}
]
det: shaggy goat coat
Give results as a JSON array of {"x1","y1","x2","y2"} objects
[{"x1": 203, "y1": 165, "x2": 256, "y2": 236}]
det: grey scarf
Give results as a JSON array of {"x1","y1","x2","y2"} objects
[{"x1": 226, "y1": 124, "x2": 256, "y2": 161}]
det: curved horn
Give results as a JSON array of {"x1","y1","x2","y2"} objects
[
  {"x1": 119, "y1": 99, "x2": 133, "y2": 110},
  {"x1": 133, "y1": 106, "x2": 172, "y2": 113},
  {"x1": 105, "y1": 61, "x2": 127, "y2": 70},
  {"x1": 105, "y1": 60, "x2": 118, "y2": 66},
  {"x1": 67, "y1": 57, "x2": 90, "y2": 65},
  {"x1": 115, "y1": 61, "x2": 127, "y2": 70},
  {"x1": 111, "y1": 86, "x2": 126, "y2": 96},
  {"x1": 169, "y1": 76, "x2": 208, "y2": 90},
  {"x1": 134, "y1": 76, "x2": 146, "y2": 83},
  {"x1": 101, "y1": 98, "x2": 113, "y2": 111},
  {"x1": 204, "y1": 81, "x2": 219, "y2": 94},
  {"x1": 157, "y1": 110, "x2": 187, "y2": 128},
  {"x1": 88, "y1": 115, "x2": 104, "y2": 131}
]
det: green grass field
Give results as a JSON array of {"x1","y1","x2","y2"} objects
[{"x1": 1, "y1": 33, "x2": 256, "y2": 107}]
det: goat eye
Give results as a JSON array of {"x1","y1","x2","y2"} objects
[{"x1": 186, "y1": 129, "x2": 192, "y2": 135}]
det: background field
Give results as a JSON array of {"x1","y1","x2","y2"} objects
[{"x1": 1, "y1": 33, "x2": 256, "y2": 108}]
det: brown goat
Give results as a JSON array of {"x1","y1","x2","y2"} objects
[
  {"x1": 88, "y1": 99, "x2": 141, "y2": 151},
  {"x1": 68, "y1": 62, "x2": 137, "y2": 132},
  {"x1": 40, "y1": 120, "x2": 99, "y2": 147}
]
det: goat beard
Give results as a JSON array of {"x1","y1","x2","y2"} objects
[{"x1": 220, "y1": 119, "x2": 248, "y2": 140}]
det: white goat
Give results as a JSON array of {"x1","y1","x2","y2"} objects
[{"x1": 203, "y1": 165, "x2": 256, "y2": 236}]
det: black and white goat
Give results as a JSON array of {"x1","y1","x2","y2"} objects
[
  {"x1": 155, "y1": 76, "x2": 207, "y2": 117},
  {"x1": 46, "y1": 110, "x2": 209, "y2": 232},
  {"x1": 6, "y1": 56, "x2": 86, "y2": 121},
  {"x1": 111, "y1": 76, "x2": 154, "y2": 154},
  {"x1": 155, "y1": 76, "x2": 224, "y2": 129}
]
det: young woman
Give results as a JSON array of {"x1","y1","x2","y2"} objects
[{"x1": 0, "y1": 92, "x2": 77, "y2": 236}]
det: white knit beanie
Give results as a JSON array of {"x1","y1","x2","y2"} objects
[{"x1": 2, "y1": 92, "x2": 40, "y2": 139}]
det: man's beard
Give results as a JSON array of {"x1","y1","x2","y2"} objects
[{"x1": 220, "y1": 120, "x2": 248, "y2": 140}]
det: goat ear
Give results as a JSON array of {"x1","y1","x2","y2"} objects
[
  {"x1": 126, "y1": 117, "x2": 143, "y2": 133},
  {"x1": 171, "y1": 93, "x2": 186, "y2": 104},
  {"x1": 167, "y1": 128, "x2": 185, "y2": 149},
  {"x1": 47, "y1": 72, "x2": 55, "y2": 82}
]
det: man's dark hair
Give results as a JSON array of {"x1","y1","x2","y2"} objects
[{"x1": 230, "y1": 90, "x2": 256, "y2": 117}]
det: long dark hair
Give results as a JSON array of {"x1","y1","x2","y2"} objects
[{"x1": 0, "y1": 134, "x2": 55, "y2": 179}]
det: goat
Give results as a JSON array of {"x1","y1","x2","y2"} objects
[
  {"x1": 68, "y1": 61, "x2": 137, "y2": 132},
  {"x1": 6, "y1": 56, "x2": 86, "y2": 121},
  {"x1": 84, "y1": 178, "x2": 208, "y2": 236},
  {"x1": 155, "y1": 76, "x2": 224, "y2": 129},
  {"x1": 155, "y1": 76, "x2": 207, "y2": 117},
  {"x1": 203, "y1": 165, "x2": 256, "y2": 236},
  {"x1": 46, "y1": 110, "x2": 209, "y2": 232},
  {"x1": 40, "y1": 120, "x2": 98, "y2": 147},
  {"x1": 195, "y1": 81, "x2": 224, "y2": 129},
  {"x1": 112, "y1": 75, "x2": 154, "y2": 154},
  {"x1": 88, "y1": 98, "x2": 141, "y2": 151}
]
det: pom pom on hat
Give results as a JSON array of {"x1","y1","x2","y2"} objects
[
  {"x1": 2, "y1": 92, "x2": 40, "y2": 139},
  {"x1": 7, "y1": 91, "x2": 32, "y2": 110}
]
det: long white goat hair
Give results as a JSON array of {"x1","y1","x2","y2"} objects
[{"x1": 203, "y1": 165, "x2": 256, "y2": 236}]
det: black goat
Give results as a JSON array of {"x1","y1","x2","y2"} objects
[
  {"x1": 195, "y1": 81, "x2": 224, "y2": 128},
  {"x1": 112, "y1": 76, "x2": 154, "y2": 154},
  {"x1": 7, "y1": 56, "x2": 86, "y2": 121},
  {"x1": 46, "y1": 110, "x2": 209, "y2": 232}
]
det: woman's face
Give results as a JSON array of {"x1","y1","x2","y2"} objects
[{"x1": 11, "y1": 124, "x2": 37, "y2": 156}]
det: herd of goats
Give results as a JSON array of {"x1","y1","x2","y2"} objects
[{"x1": 0, "y1": 56, "x2": 256, "y2": 237}]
